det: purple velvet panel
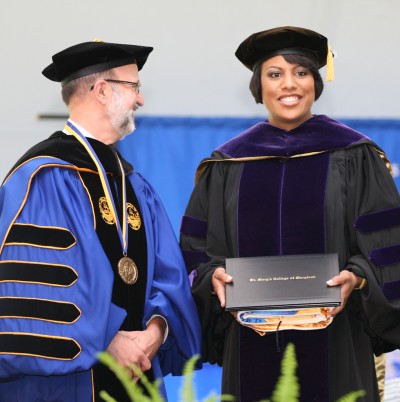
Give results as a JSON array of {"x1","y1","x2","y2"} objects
[
  {"x1": 181, "y1": 249, "x2": 210, "y2": 268},
  {"x1": 237, "y1": 154, "x2": 329, "y2": 256},
  {"x1": 237, "y1": 160, "x2": 282, "y2": 256},
  {"x1": 217, "y1": 115, "x2": 370, "y2": 159},
  {"x1": 237, "y1": 153, "x2": 330, "y2": 399},
  {"x1": 281, "y1": 155, "x2": 328, "y2": 254},
  {"x1": 355, "y1": 207, "x2": 400, "y2": 233},
  {"x1": 370, "y1": 244, "x2": 400, "y2": 267},
  {"x1": 180, "y1": 215, "x2": 208, "y2": 239},
  {"x1": 383, "y1": 280, "x2": 400, "y2": 301},
  {"x1": 239, "y1": 326, "x2": 329, "y2": 402}
]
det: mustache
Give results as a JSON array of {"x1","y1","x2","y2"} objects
[{"x1": 132, "y1": 103, "x2": 141, "y2": 112}]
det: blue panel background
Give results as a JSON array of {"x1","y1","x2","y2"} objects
[
  {"x1": 118, "y1": 116, "x2": 400, "y2": 400},
  {"x1": 119, "y1": 117, "x2": 400, "y2": 235}
]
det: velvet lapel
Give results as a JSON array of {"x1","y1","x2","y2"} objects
[{"x1": 217, "y1": 114, "x2": 371, "y2": 158}]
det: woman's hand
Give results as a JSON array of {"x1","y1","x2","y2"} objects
[
  {"x1": 326, "y1": 270, "x2": 364, "y2": 317},
  {"x1": 212, "y1": 267, "x2": 233, "y2": 308}
]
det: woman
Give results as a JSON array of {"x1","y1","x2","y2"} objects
[{"x1": 180, "y1": 26, "x2": 400, "y2": 401}]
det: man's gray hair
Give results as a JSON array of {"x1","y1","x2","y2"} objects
[{"x1": 61, "y1": 70, "x2": 117, "y2": 105}]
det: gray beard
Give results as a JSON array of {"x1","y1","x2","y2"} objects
[{"x1": 108, "y1": 90, "x2": 136, "y2": 138}]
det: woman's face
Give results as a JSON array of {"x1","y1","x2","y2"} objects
[{"x1": 261, "y1": 55, "x2": 315, "y2": 131}]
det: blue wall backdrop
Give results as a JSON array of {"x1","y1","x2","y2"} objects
[
  {"x1": 119, "y1": 117, "x2": 400, "y2": 235},
  {"x1": 118, "y1": 116, "x2": 400, "y2": 400}
]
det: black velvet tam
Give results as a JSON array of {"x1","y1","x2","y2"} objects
[
  {"x1": 42, "y1": 40, "x2": 153, "y2": 86},
  {"x1": 235, "y1": 26, "x2": 328, "y2": 71}
]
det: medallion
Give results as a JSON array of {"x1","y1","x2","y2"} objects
[
  {"x1": 65, "y1": 123, "x2": 134, "y2": 277},
  {"x1": 118, "y1": 256, "x2": 138, "y2": 285}
]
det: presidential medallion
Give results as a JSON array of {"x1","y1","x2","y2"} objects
[{"x1": 118, "y1": 256, "x2": 138, "y2": 285}]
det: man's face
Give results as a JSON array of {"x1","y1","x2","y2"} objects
[{"x1": 107, "y1": 64, "x2": 144, "y2": 139}]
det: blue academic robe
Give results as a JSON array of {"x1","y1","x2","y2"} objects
[{"x1": 0, "y1": 136, "x2": 201, "y2": 401}]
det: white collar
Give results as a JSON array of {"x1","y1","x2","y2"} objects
[{"x1": 63, "y1": 119, "x2": 95, "y2": 139}]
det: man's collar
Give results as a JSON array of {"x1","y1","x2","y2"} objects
[{"x1": 63, "y1": 119, "x2": 95, "y2": 139}]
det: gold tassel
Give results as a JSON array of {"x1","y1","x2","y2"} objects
[{"x1": 326, "y1": 45, "x2": 334, "y2": 82}]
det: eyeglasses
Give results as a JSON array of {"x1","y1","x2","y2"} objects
[{"x1": 89, "y1": 79, "x2": 141, "y2": 94}]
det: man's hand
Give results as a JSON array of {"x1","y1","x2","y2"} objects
[
  {"x1": 212, "y1": 267, "x2": 233, "y2": 308},
  {"x1": 107, "y1": 332, "x2": 151, "y2": 375},
  {"x1": 120, "y1": 316, "x2": 166, "y2": 362},
  {"x1": 107, "y1": 317, "x2": 166, "y2": 376}
]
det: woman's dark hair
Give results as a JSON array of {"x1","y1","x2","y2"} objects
[{"x1": 249, "y1": 54, "x2": 324, "y2": 104}]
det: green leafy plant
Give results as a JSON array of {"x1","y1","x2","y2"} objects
[
  {"x1": 258, "y1": 342, "x2": 299, "y2": 402},
  {"x1": 335, "y1": 391, "x2": 367, "y2": 402},
  {"x1": 258, "y1": 343, "x2": 365, "y2": 402},
  {"x1": 97, "y1": 352, "x2": 164, "y2": 402},
  {"x1": 97, "y1": 343, "x2": 365, "y2": 402},
  {"x1": 97, "y1": 352, "x2": 234, "y2": 402}
]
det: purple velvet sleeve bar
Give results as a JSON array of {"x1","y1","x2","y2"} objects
[
  {"x1": 355, "y1": 207, "x2": 400, "y2": 233},
  {"x1": 370, "y1": 244, "x2": 400, "y2": 267},
  {"x1": 382, "y1": 280, "x2": 400, "y2": 301},
  {"x1": 181, "y1": 249, "x2": 210, "y2": 268},
  {"x1": 180, "y1": 215, "x2": 208, "y2": 239}
]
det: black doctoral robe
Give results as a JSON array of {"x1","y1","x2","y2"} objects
[{"x1": 180, "y1": 115, "x2": 400, "y2": 402}]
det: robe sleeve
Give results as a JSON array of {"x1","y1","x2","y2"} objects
[
  {"x1": 344, "y1": 144, "x2": 400, "y2": 354},
  {"x1": 129, "y1": 172, "x2": 202, "y2": 376},
  {"x1": 179, "y1": 157, "x2": 237, "y2": 366},
  {"x1": 0, "y1": 159, "x2": 126, "y2": 379}
]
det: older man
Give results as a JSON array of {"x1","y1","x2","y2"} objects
[{"x1": 0, "y1": 40, "x2": 201, "y2": 401}]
